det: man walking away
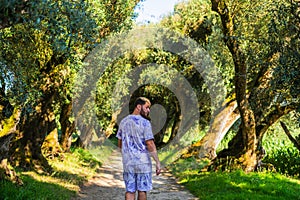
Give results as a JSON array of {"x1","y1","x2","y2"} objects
[{"x1": 117, "y1": 97, "x2": 161, "y2": 200}]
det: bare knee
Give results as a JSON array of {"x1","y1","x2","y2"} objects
[
  {"x1": 137, "y1": 191, "x2": 147, "y2": 200},
  {"x1": 125, "y1": 191, "x2": 136, "y2": 200}
]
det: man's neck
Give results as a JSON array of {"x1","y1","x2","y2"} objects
[{"x1": 132, "y1": 109, "x2": 140, "y2": 115}]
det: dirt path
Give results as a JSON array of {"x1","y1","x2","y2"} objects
[{"x1": 72, "y1": 150, "x2": 198, "y2": 200}]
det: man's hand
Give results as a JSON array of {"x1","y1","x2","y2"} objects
[
  {"x1": 146, "y1": 139, "x2": 161, "y2": 175},
  {"x1": 156, "y1": 162, "x2": 161, "y2": 175}
]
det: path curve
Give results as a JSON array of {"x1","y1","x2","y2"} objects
[{"x1": 72, "y1": 150, "x2": 198, "y2": 200}]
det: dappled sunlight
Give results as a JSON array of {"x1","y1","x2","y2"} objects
[
  {"x1": 22, "y1": 171, "x2": 80, "y2": 192},
  {"x1": 10, "y1": 173, "x2": 77, "y2": 199},
  {"x1": 72, "y1": 150, "x2": 198, "y2": 199}
]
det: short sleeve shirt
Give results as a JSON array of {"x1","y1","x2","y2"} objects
[{"x1": 116, "y1": 115, "x2": 154, "y2": 173}]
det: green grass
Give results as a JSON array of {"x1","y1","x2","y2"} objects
[
  {"x1": 170, "y1": 157, "x2": 300, "y2": 200},
  {"x1": 0, "y1": 174, "x2": 75, "y2": 200},
  {"x1": 170, "y1": 115, "x2": 300, "y2": 200},
  {"x1": 1, "y1": 114, "x2": 299, "y2": 200},
  {"x1": 0, "y1": 147, "x2": 105, "y2": 200}
]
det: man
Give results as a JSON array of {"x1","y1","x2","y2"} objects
[{"x1": 117, "y1": 97, "x2": 161, "y2": 200}]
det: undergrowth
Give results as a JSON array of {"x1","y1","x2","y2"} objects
[{"x1": 0, "y1": 147, "x2": 103, "y2": 200}]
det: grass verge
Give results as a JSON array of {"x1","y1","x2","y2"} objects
[
  {"x1": 0, "y1": 146, "x2": 108, "y2": 200},
  {"x1": 170, "y1": 157, "x2": 300, "y2": 200}
]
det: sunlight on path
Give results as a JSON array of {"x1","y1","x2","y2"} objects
[{"x1": 72, "y1": 151, "x2": 198, "y2": 200}]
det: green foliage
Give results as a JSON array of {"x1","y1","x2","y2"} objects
[
  {"x1": 170, "y1": 156, "x2": 209, "y2": 177},
  {"x1": 216, "y1": 127, "x2": 238, "y2": 153},
  {"x1": 264, "y1": 146, "x2": 300, "y2": 178},
  {"x1": 261, "y1": 111, "x2": 300, "y2": 177},
  {"x1": 158, "y1": 127, "x2": 207, "y2": 165},
  {"x1": 0, "y1": 0, "x2": 140, "y2": 111},
  {"x1": 0, "y1": 0, "x2": 100, "y2": 104},
  {"x1": 0, "y1": 0, "x2": 140, "y2": 168},
  {"x1": 95, "y1": 46, "x2": 211, "y2": 133},
  {"x1": 0, "y1": 107, "x2": 20, "y2": 137},
  {"x1": 71, "y1": 148, "x2": 102, "y2": 168},
  {"x1": 161, "y1": 0, "x2": 235, "y2": 94},
  {"x1": 217, "y1": 112, "x2": 300, "y2": 177},
  {"x1": 269, "y1": 0, "x2": 300, "y2": 116}
]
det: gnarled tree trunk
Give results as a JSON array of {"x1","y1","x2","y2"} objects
[
  {"x1": 60, "y1": 101, "x2": 75, "y2": 152},
  {"x1": 211, "y1": 0, "x2": 257, "y2": 172},
  {"x1": 0, "y1": 106, "x2": 22, "y2": 183},
  {"x1": 184, "y1": 99, "x2": 239, "y2": 159},
  {"x1": 10, "y1": 92, "x2": 56, "y2": 172}
]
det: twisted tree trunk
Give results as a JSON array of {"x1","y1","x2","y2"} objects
[
  {"x1": 211, "y1": 0, "x2": 257, "y2": 172},
  {"x1": 184, "y1": 99, "x2": 239, "y2": 160},
  {"x1": 10, "y1": 91, "x2": 56, "y2": 172},
  {"x1": 60, "y1": 101, "x2": 75, "y2": 152},
  {"x1": 0, "y1": 106, "x2": 22, "y2": 183}
]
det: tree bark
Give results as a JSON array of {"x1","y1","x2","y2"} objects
[
  {"x1": 255, "y1": 106, "x2": 295, "y2": 142},
  {"x1": 60, "y1": 102, "x2": 75, "y2": 152},
  {"x1": 42, "y1": 128, "x2": 63, "y2": 159},
  {"x1": 184, "y1": 99, "x2": 239, "y2": 160},
  {"x1": 211, "y1": 0, "x2": 257, "y2": 172},
  {"x1": 74, "y1": 123, "x2": 94, "y2": 148},
  {"x1": 152, "y1": 110, "x2": 171, "y2": 146},
  {"x1": 280, "y1": 121, "x2": 300, "y2": 151},
  {"x1": 217, "y1": 105, "x2": 295, "y2": 171},
  {"x1": 0, "y1": 107, "x2": 22, "y2": 183},
  {"x1": 170, "y1": 111, "x2": 181, "y2": 142},
  {"x1": 105, "y1": 109, "x2": 121, "y2": 138},
  {"x1": 10, "y1": 92, "x2": 56, "y2": 172}
]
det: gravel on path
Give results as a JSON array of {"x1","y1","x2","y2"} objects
[{"x1": 72, "y1": 150, "x2": 198, "y2": 200}]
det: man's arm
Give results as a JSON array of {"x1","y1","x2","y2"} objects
[
  {"x1": 146, "y1": 139, "x2": 161, "y2": 175},
  {"x1": 118, "y1": 139, "x2": 122, "y2": 150}
]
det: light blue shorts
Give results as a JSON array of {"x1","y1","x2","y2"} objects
[{"x1": 123, "y1": 172, "x2": 152, "y2": 192}]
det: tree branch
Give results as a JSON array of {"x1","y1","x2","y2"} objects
[{"x1": 280, "y1": 121, "x2": 300, "y2": 151}]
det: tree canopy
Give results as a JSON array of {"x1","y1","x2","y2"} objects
[
  {"x1": 0, "y1": 0, "x2": 140, "y2": 181},
  {"x1": 0, "y1": 0, "x2": 299, "y2": 183}
]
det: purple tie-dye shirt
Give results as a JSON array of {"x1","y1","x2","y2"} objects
[{"x1": 116, "y1": 115, "x2": 154, "y2": 173}]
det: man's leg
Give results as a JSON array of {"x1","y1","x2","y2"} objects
[
  {"x1": 124, "y1": 172, "x2": 136, "y2": 200},
  {"x1": 125, "y1": 191, "x2": 136, "y2": 200},
  {"x1": 136, "y1": 173, "x2": 151, "y2": 200},
  {"x1": 137, "y1": 191, "x2": 147, "y2": 200}
]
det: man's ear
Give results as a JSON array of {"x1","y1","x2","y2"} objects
[{"x1": 137, "y1": 104, "x2": 141, "y2": 111}]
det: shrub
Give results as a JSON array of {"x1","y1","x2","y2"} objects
[{"x1": 264, "y1": 146, "x2": 300, "y2": 178}]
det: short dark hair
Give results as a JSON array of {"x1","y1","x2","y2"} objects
[{"x1": 134, "y1": 97, "x2": 151, "y2": 108}]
